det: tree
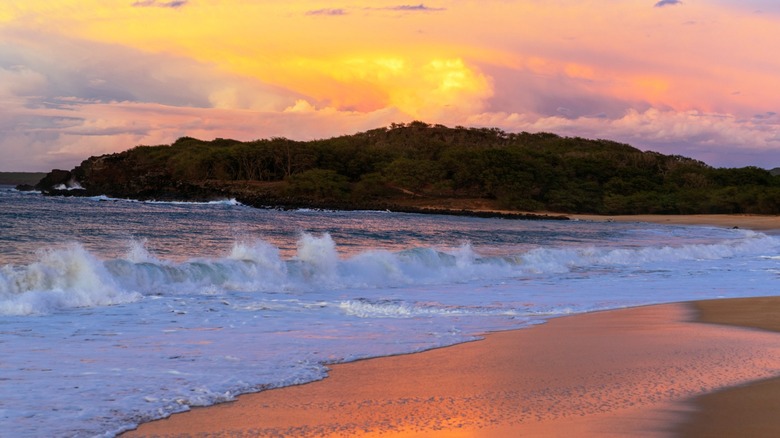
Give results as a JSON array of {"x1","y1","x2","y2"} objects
[
  {"x1": 286, "y1": 169, "x2": 349, "y2": 201},
  {"x1": 383, "y1": 158, "x2": 446, "y2": 196}
]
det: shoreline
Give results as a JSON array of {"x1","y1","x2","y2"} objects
[
  {"x1": 120, "y1": 214, "x2": 780, "y2": 437},
  {"x1": 675, "y1": 298, "x2": 780, "y2": 437},
  {"x1": 17, "y1": 189, "x2": 780, "y2": 233},
  {"x1": 122, "y1": 298, "x2": 780, "y2": 437},
  {"x1": 17, "y1": 187, "x2": 780, "y2": 230}
]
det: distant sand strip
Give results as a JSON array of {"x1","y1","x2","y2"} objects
[
  {"x1": 123, "y1": 299, "x2": 780, "y2": 437},
  {"x1": 568, "y1": 213, "x2": 780, "y2": 231}
]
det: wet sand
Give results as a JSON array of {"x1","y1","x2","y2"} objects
[
  {"x1": 674, "y1": 298, "x2": 780, "y2": 437},
  {"x1": 123, "y1": 299, "x2": 780, "y2": 437}
]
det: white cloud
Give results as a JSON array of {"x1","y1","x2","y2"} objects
[
  {"x1": 0, "y1": 95, "x2": 406, "y2": 171},
  {"x1": 0, "y1": 28, "x2": 315, "y2": 170},
  {"x1": 465, "y1": 108, "x2": 780, "y2": 167},
  {"x1": 0, "y1": 28, "x2": 303, "y2": 110}
]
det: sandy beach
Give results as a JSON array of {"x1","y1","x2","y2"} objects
[
  {"x1": 122, "y1": 215, "x2": 780, "y2": 438},
  {"x1": 123, "y1": 298, "x2": 780, "y2": 437}
]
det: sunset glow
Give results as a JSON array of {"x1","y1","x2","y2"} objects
[{"x1": 2, "y1": 0, "x2": 780, "y2": 170}]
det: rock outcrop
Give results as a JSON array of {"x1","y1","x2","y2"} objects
[{"x1": 35, "y1": 169, "x2": 74, "y2": 192}]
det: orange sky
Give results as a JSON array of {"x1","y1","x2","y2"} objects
[{"x1": 1, "y1": 0, "x2": 779, "y2": 170}]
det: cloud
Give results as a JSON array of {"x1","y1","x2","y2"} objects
[
  {"x1": 132, "y1": 0, "x2": 188, "y2": 8},
  {"x1": 654, "y1": 0, "x2": 682, "y2": 7},
  {"x1": 360, "y1": 4, "x2": 446, "y2": 13},
  {"x1": 0, "y1": 30, "x2": 402, "y2": 170},
  {"x1": 0, "y1": 97, "x2": 405, "y2": 171},
  {"x1": 306, "y1": 8, "x2": 347, "y2": 16},
  {"x1": 306, "y1": 4, "x2": 445, "y2": 17},
  {"x1": 465, "y1": 107, "x2": 780, "y2": 167},
  {"x1": 2, "y1": 0, "x2": 779, "y2": 171},
  {"x1": 386, "y1": 4, "x2": 446, "y2": 12},
  {"x1": 0, "y1": 28, "x2": 304, "y2": 110},
  {"x1": 287, "y1": 56, "x2": 492, "y2": 119},
  {"x1": 0, "y1": 29, "x2": 311, "y2": 171},
  {"x1": 0, "y1": 65, "x2": 48, "y2": 98}
]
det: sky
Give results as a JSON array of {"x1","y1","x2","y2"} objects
[{"x1": 1, "y1": 0, "x2": 780, "y2": 171}]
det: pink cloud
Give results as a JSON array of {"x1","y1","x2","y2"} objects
[
  {"x1": 655, "y1": 0, "x2": 683, "y2": 7},
  {"x1": 464, "y1": 108, "x2": 780, "y2": 167},
  {"x1": 0, "y1": 96, "x2": 407, "y2": 171},
  {"x1": 2, "y1": 1, "x2": 780, "y2": 171}
]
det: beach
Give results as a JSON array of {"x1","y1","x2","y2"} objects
[
  {"x1": 123, "y1": 298, "x2": 780, "y2": 437},
  {"x1": 10, "y1": 190, "x2": 779, "y2": 437},
  {"x1": 123, "y1": 214, "x2": 780, "y2": 438}
]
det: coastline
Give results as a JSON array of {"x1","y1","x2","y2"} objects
[
  {"x1": 22, "y1": 184, "x2": 780, "y2": 231},
  {"x1": 123, "y1": 298, "x2": 780, "y2": 437},
  {"x1": 21, "y1": 181, "x2": 780, "y2": 232},
  {"x1": 119, "y1": 214, "x2": 780, "y2": 437}
]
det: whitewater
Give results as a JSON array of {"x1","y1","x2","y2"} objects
[{"x1": 1, "y1": 187, "x2": 779, "y2": 437}]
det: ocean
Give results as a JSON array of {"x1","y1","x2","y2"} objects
[{"x1": 1, "y1": 186, "x2": 779, "y2": 437}]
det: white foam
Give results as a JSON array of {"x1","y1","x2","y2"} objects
[
  {"x1": 292, "y1": 233, "x2": 340, "y2": 283},
  {"x1": 87, "y1": 195, "x2": 243, "y2": 206},
  {"x1": 5, "y1": 231, "x2": 777, "y2": 316},
  {"x1": 125, "y1": 239, "x2": 161, "y2": 264},
  {"x1": 53, "y1": 179, "x2": 84, "y2": 190},
  {"x1": 517, "y1": 232, "x2": 780, "y2": 274},
  {"x1": 0, "y1": 243, "x2": 141, "y2": 315},
  {"x1": 229, "y1": 240, "x2": 287, "y2": 275},
  {"x1": 340, "y1": 300, "x2": 444, "y2": 318},
  {"x1": 339, "y1": 299, "x2": 521, "y2": 319}
]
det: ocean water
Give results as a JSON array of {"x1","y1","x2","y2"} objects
[{"x1": 1, "y1": 187, "x2": 779, "y2": 437}]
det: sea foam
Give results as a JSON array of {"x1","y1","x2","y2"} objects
[
  {"x1": 0, "y1": 243, "x2": 141, "y2": 315},
  {"x1": 2, "y1": 230, "x2": 778, "y2": 316}
]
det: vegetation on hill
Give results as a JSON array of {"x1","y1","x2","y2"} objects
[
  {"x1": 41, "y1": 122, "x2": 780, "y2": 215},
  {"x1": 0, "y1": 172, "x2": 47, "y2": 186}
]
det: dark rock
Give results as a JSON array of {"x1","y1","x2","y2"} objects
[
  {"x1": 15, "y1": 184, "x2": 36, "y2": 191},
  {"x1": 35, "y1": 169, "x2": 73, "y2": 192}
]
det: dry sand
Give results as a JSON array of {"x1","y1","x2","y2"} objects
[
  {"x1": 123, "y1": 300, "x2": 780, "y2": 437},
  {"x1": 569, "y1": 213, "x2": 780, "y2": 231}
]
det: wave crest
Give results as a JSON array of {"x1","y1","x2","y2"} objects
[
  {"x1": 0, "y1": 243, "x2": 141, "y2": 315},
  {"x1": 3, "y1": 231, "x2": 778, "y2": 315}
]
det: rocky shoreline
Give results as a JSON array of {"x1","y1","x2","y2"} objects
[{"x1": 21, "y1": 168, "x2": 569, "y2": 222}]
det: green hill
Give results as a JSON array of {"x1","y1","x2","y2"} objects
[{"x1": 39, "y1": 122, "x2": 780, "y2": 215}]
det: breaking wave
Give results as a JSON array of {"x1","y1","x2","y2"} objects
[
  {"x1": 2, "y1": 231, "x2": 778, "y2": 315},
  {"x1": 0, "y1": 244, "x2": 141, "y2": 315}
]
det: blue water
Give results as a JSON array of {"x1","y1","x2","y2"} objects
[{"x1": 1, "y1": 187, "x2": 778, "y2": 437}]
